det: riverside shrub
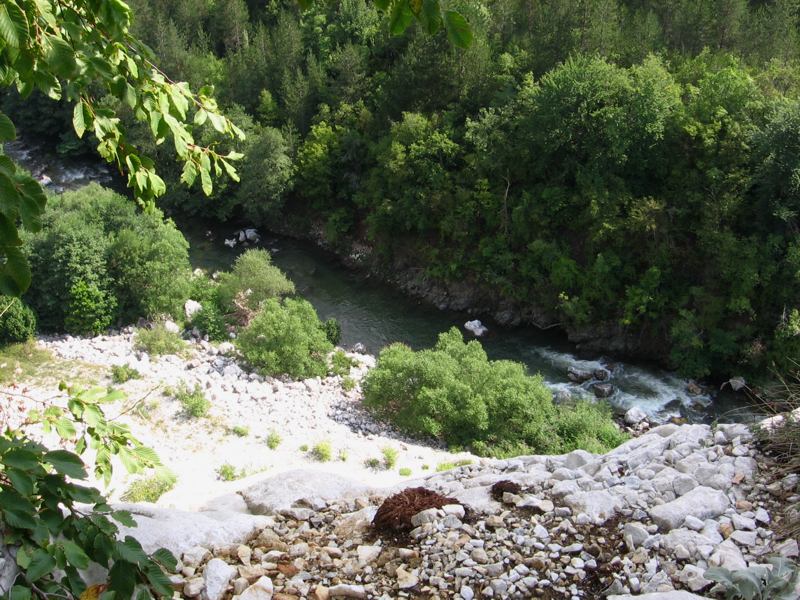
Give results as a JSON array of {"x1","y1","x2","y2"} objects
[
  {"x1": 236, "y1": 298, "x2": 332, "y2": 378},
  {"x1": 217, "y1": 249, "x2": 295, "y2": 314},
  {"x1": 363, "y1": 328, "x2": 626, "y2": 457},
  {"x1": 0, "y1": 296, "x2": 37, "y2": 344}
]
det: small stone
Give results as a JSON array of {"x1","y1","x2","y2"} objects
[
  {"x1": 202, "y1": 558, "x2": 237, "y2": 600},
  {"x1": 356, "y1": 545, "x2": 381, "y2": 566},
  {"x1": 471, "y1": 548, "x2": 489, "y2": 564},
  {"x1": 460, "y1": 585, "x2": 475, "y2": 600},
  {"x1": 396, "y1": 566, "x2": 419, "y2": 590},
  {"x1": 237, "y1": 545, "x2": 253, "y2": 566},
  {"x1": 730, "y1": 530, "x2": 757, "y2": 546},
  {"x1": 442, "y1": 504, "x2": 466, "y2": 519},
  {"x1": 776, "y1": 539, "x2": 799, "y2": 558},
  {"x1": 183, "y1": 546, "x2": 212, "y2": 568},
  {"x1": 327, "y1": 584, "x2": 366, "y2": 599},
  {"x1": 239, "y1": 576, "x2": 274, "y2": 600},
  {"x1": 313, "y1": 585, "x2": 329, "y2": 600},
  {"x1": 184, "y1": 577, "x2": 205, "y2": 598}
]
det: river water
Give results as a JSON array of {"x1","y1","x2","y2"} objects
[{"x1": 8, "y1": 138, "x2": 754, "y2": 424}]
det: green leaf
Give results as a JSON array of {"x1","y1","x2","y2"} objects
[
  {"x1": 26, "y1": 549, "x2": 56, "y2": 582},
  {"x1": 374, "y1": 0, "x2": 391, "y2": 10},
  {"x1": 6, "y1": 468, "x2": 34, "y2": 496},
  {"x1": 443, "y1": 10, "x2": 472, "y2": 48},
  {"x1": 3, "y1": 448, "x2": 39, "y2": 470},
  {"x1": 0, "y1": 171, "x2": 21, "y2": 210},
  {"x1": 111, "y1": 510, "x2": 136, "y2": 527},
  {"x1": 200, "y1": 168, "x2": 212, "y2": 196},
  {"x1": 390, "y1": 1, "x2": 414, "y2": 35},
  {"x1": 60, "y1": 540, "x2": 90, "y2": 570},
  {"x1": 0, "y1": 2, "x2": 27, "y2": 48},
  {"x1": 419, "y1": 0, "x2": 443, "y2": 35},
  {"x1": 0, "y1": 112, "x2": 16, "y2": 142},
  {"x1": 73, "y1": 102, "x2": 86, "y2": 138},
  {"x1": 108, "y1": 561, "x2": 137, "y2": 598},
  {"x1": 55, "y1": 417, "x2": 77, "y2": 440},
  {"x1": 0, "y1": 245, "x2": 31, "y2": 295},
  {"x1": 46, "y1": 35, "x2": 79, "y2": 79},
  {"x1": 10, "y1": 586, "x2": 31, "y2": 600},
  {"x1": 45, "y1": 450, "x2": 87, "y2": 478},
  {"x1": 116, "y1": 537, "x2": 148, "y2": 566},
  {"x1": 151, "y1": 548, "x2": 177, "y2": 572},
  {"x1": 0, "y1": 212, "x2": 21, "y2": 245},
  {"x1": 143, "y1": 564, "x2": 173, "y2": 597}
]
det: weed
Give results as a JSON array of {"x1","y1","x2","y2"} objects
[
  {"x1": 121, "y1": 470, "x2": 177, "y2": 503},
  {"x1": 382, "y1": 447, "x2": 398, "y2": 469},
  {"x1": 312, "y1": 441, "x2": 332, "y2": 462},
  {"x1": 364, "y1": 457, "x2": 382, "y2": 470},
  {"x1": 338, "y1": 449, "x2": 348, "y2": 462},
  {"x1": 299, "y1": 444, "x2": 309, "y2": 452},
  {"x1": 399, "y1": 467, "x2": 412, "y2": 476},
  {"x1": 217, "y1": 463, "x2": 245, "y2": 481},
  {"x1": 175, "y1": 383, "x2": 210, "y2": 418},
  {"x1": 111, "y1": 364, "x2": 140, "y2": 384},
  {"x1": 342, "y1": 376, "x2": 356, "y2": 391},
  {"x1": 330, "y1": 349, "x2": 356, "y2": 377},
  {"x1": 134, "y1": 324, "x2": 185, "y2": 356},
  {"x1": 231, "y1": 425, "x2": 249, "y2": 437},
  {"x1": 266, "y1": 431, "x2": 282, "y2": 449}
]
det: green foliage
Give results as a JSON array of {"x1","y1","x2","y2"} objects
[
  {"x1": 364, "y1": 457, "x2": 381, "y2": 470},
  {"x1": 299, "y1": 444, "x2": 309, "y2": 452},
  {"x1": 381, "y1": 446, "x2": 398, "y2": 469},
  {"x1": 174, "y1": 383, "x2": 210, "y2": 418},
  {"x1": 337, "y1": 448, "x2": 348, "y2": 461},
  {"x1": 121, "y1": 470, "x2": 178, "y2": 503},
  {"x1": 111, "y1": 364, "x2": 141, "y2": 384},
  {"x1": 435, "y1": 462, "x2": 455, "y2": 472},
  {"x1": 217, "y1": 249, "x2": 295, "y2": 315},
  {"x1": 266, "y1": 430, "x2": 282, "y2": 450},
  {"x1": 191, "y1": 301, "x2": 228, "y2": 341},
  {"x1": 322, "y1": 317, "x2": 342, "y2": 346},
  {"x1": 399, "y1": 467, "x2": 411, "y2": 476},
  {"x1": 364, "y1": 328, "x2": 626, "y2": 456},
  {"x1": 311, "y1": 441, "x2": 332, "y2": 462},
  {"x1": 231, "y1": 425, "x2": 249, "y2": 437},
  {"x1": 706, "y1": 556, "x2": 799, "y2": 600},
  {"x1": 0, "y1": 296, "x2": 36, "y2": 344},
  {"x1": 135, "y1": 324, "x2": 185, "y2": 356},
  {"x1": 342, "y1": 376, "x2": 357, "y2": 391},
  {"x1": 64, "y1": 279, "x2": 117, "y2": 336},
  {"x1": 2, "y1": 383, "x2": 176, "y2": 600},
  {"x1": 237, "y1": 297, "x2": 333, "y2": 379},
  {"x1": 216, "y1": 463, "x2": 245, "y2": 481},
  {"x1": 330, "y1": 349, "x2": 355, "y2": 377}
]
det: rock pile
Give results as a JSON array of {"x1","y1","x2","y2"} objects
[{"x1": 161, "y1": 421, "x2": 797, "y2": 599}]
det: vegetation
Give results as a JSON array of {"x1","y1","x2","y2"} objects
[
  {"x1": 237, "y1": 297, "x2": 333, "y2": 378},
  {"x1": 706, "y1": 556, "x2": 798, "y2": 600},
  {"x1": 381, "y1": 446, "x2": 398, "y2": 469},
  {"x1": 174, "y1": 383, "x2": 211, "y2": 418},
  {"x1": 364, "y1": 457, "x2": 382, "y2": 470},
  {"x1": 364, "y1": 328, "x2": 627, "y2": 456},
  {"x1": 121, "y1": 470, "x2": 178, "y2": 503},
  {"x1": 217, "y1": 248, "x2": 295, "y2": 316},
  {"x1": 399, "y1": 467, "x2": 411, "y2": 476},
  {"x1": 0, "y1": 296, "x2": 36, "y2": 343},
  {"x1": 190, "y1": 301, "x2": 228, "y2": 341},
  {"x1": 216, "y1": 463, "x2": 246, "y2": 481},
  {"x1": 311, "y1": 440, "x2": 333, "y2": 462},
  {"x1": 231, "y1": 425, "x2": 250, "y2": 437},
  {"x1": 0, "y1": 342, "x2": 52, "y2": 384},
  {"x1": 330, "y1": 349, "x2": 356, "y2": 377},
  {"x1": 135, "y1": 324, "x2": 186, "y2": 356},
  {"x1": 266, "y1": 430, "x2": 282, "y2": 449},
  {"x1": 111, "y1": 364, "x2": 142, "y2": 384},
  {"x1": 322, "y1": 318, "x2": 342, "y2": 345}
]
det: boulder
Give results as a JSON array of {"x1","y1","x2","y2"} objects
[
  {"x1": 203, "y1": 558, "x2": 237, "y2": 600},
  {"x1": 592, "y1": 383, "x2": 615, "y2": 398},
  {"x1": 185, "y1": 300, "x2": 203, "y2": 320},
  {"x1": 464, "y1": 320, "x2": 488, "y2": 336},
  {"x1": 163, "y1": 320, "x2": 181, "y2": 334},
  {"x1": 649, "y1": 486, "x2": 729, "y2": 531},
  {"x1": 244, "y1": 228, "x2": 260, "y2": 243},
  {"x1": 239, "y1": 470, "x2": 373, "y2": 515},
  {"x1": 563, "y1": 490, "x2": 621, "y2": 523},
  {"x1": 625, "y1": 406, "x2": 648, "y2": 425},
  {"x1": 567, "y1": 366, "x2": 593, "y2": 383},
  {"x1": 114, "y1": 504, "x2": 271, "y2": 556}
]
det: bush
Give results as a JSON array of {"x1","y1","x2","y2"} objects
[
  {"x1": 217, "y1": 463, "x2": 245, "y2": 481},
  {"x1": 121, "y1": 470, "x2": 177, "y2": 503},
  {"x1": 363, "y1": 328, "x2": 626, "y2": 457},
  {"x1": 399, "y1": 467, "x2": 412, "y2": 476},
  {"x1": 111, "y1": 364, "x2": 141, "y2": 384},
  {"x1": 64, "y1": 279, "x2": 117, "y2": 335},
  {"x1": 175, "y1": 383, "x2": 210, "y2": 418},
  {"x1": 237, "y1": 298, "x2": 333, "y2": 378},
  {"x1": 266, "y1": 430, "x2": 282, "y2": 449},
  {"x1": 0, "y1": 296, "x2": 36, "y2": 344},
  {"x1": 217, "y1": 249, "x2": 295, "y2": 315},
  {"x1": 231, "y1": 425, "x2": 249, "y2": 437},
  {"x1": 190, "y1": 301, "x2": 228, "y2": 341},
  {"x1": 382, "y1": 447, "x2": 398, "y2": 469},
  {"x1": 330, "y1": 349, "x2": 355, "y2": 376},
  {"x1": 342, "y1": 376, "x2": 356, "y2": 391},
  {"x1": 135, "y1": 324, "x2": 185, "y2": 356},
  {"x1": 312, "y1": 441, "x2": 332, "y2": 462},
  {"x1": 322, "y1": 317, "x2": 342, "y2": 345}
]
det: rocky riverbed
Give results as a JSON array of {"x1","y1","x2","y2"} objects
[{"x1": 1, "y1": 332, "x2": 797, "y2": 599}]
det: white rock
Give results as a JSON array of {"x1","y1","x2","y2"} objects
[
  {"x1": 185, "y1": 299, "x2": 203, "y2": 320},
  {"x1": 202, "y1": 558, "x2": 237, "y2": 600},
  {"x1": 623, "y1": 523, "x2": 649, "y2": 550},
  {"x1": 163, "y1": 320, "x2": 181, "y2": 334},
  {"x1": 396, "y1": 566, "x2": 418, "y2": 590},
  {"x1": 563, "y1": 490, "x2": 621, "y2": 524},
  {"x1": 356, "y1": 545, "x2": 381, "y2": 566},
  {"x1": 776, "y1": 538, "x2": 799, "y2": 558},
  {"x1": 327, "y1": 584, "x2": 366, "y2": 598},
  {"x1": 442, "y1": 504, "x2": 465, "y2": 519},
  {"x1": 239, "y1": 576, "x2": 273, "y2": 600},
  {"x1": 464, "y1": 320, "x2": 488, "y2": 336},
  {"x1": 625, "y1": 406, "x2": 648, "y2": 425},
  {"x1": 184, "y1": 577, "x2": 205, "y2": 598},
  {"x1": 679, "y1": 566, "x2": 711, "y2": 593},
  {"x1": 709, "y1": 540, "x2": 747, "y2": 570},
  {"x1": 649, "y1": 486, "x2": 729, "y2": 531},
  {"x1": 183, "y1": 546, "x2": 212, "y2": 568},
  {"x1": 609, "y1": 593, "x2": 709, "y2": 600}
]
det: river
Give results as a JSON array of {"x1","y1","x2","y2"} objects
[{"x1": 8, "y1": 137, "x2": 755, "y2": 424}]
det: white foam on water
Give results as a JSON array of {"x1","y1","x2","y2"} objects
[{"x1": 533, "y1": 347, "x2": 606, "y2": 372}]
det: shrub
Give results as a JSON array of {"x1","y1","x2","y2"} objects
[
  {"x1": 299, "y1": 444, "x2": 309, "y2": 452},
  {"x1": 382, "y1": 447, "x2": 398, "y2": 469},
  {"x1": 0, "y1": 296, "x2": 36, "y2": 344},
  {"x1": 330, "y1": 349, "x2": 355, "y2": 376},
  {"x1": 342, "y1": 376, "x2": 356, "y2": 391},
  {"x1": 121, "y1": 470, "x2": 177, "y2": 503},
  {"x1": 338, "y1": 449, "x2": 348, "y2": 461},
  {"x1": 65, "y1": 279, "x2": 117, "y2": 335},
  {"x1": 364, "y1": 457, "x2": 382, "y2": 470},
  {"x1": 111, "y1": 364, "x2": 141, "y2": 384},
  {"x1": 363, "y1": 328, "x2": 626, "y2": 457},
  {"x1": 436, "y1": 462, "x2": 455, "y2": 472},
  {"x1": 231, "y1": 425, "x2": 249, "y2": 437},
  {"x1": 175, "y1": 383, "x2": 210, "y2": 418},
  {"x1": 266, "y1": 430, "x2": 282, "y2": 449},
  {"x1": 135, "y1": 324, "x2": 185, "y2": 356},
  {"x1": 322, "y1": 317, "x2": 342, "y2": 345},
  {"x1": 237, "y1": 298, "x2": 333, "y2": 379},
  {"x1": 312, "y1": 441, "x2": 332, "y2": 462},
  {"x1": 399, "y1": 467, "x2": 412, "y2": 476},
  {"x1": 217, "y1": 249, "x2": 295, "y2": 315},
  {"x1": 191, "y1": 301, "x2": 228, "y2": 341},
  {"x1": 217, "y1": 463, "x2": 245, "y2": 481}
]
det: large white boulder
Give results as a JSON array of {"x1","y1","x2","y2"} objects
[
  {"x1": 114, "y1": 504, "x2": 271, "y2": 556},
  {"x1": 203, "y1": 558, "x2": 237, "y2": 600},
  {"x1": 563, "y1": 490, "x2": 622, "y2": 524},
  {"x1": 239, "y1": 470, "x2": 373, "y2": 515},
  {"x1": 185, "y1": 299, "x2": 203, "y2": 320},
  {"x1": 649, "y1": 486, "x2": 729, "y2": 531}
]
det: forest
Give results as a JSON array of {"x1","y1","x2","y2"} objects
[{"x1": 7, "y1": 0, "x2": 800, "y2": 381}]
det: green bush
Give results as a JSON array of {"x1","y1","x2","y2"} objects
[
  {"x1": 399, "y1": 467, "x2": 412, "y2": 476},
  {"x1": 111, "y1": 364, "x2": 141, "y2": 384},
  {"x1": 311, "y1": 441, "x2": 332, "y2": 462},
  {"x1": 217, "y1": 249, "x2": 295, "y2": 314},
  {"x1": 363, "y1": 328, "x2": 626, "y2": 457},
  {"x1": 330, "y1": 349, "x2": 355, "y2": 376},
  {"x1": 266, "y1": 430, "x2": 282, "y2": 449},
  {"x1": 237, "y1": 297, "x2": 333, "y2": 378},
  {"x1": 322, "y1": 318, "x2": 342, "y2": 345},
  {"x1": 217, "y1": 463, "x2": 245, "y2": 481},
  {"x1": 64, "y1": 279, "x2": 117, "y2": 335},
  {"x1": 121, "y1": 470, "x2": 177, "y2": 503},
  {"x1": 135, "y1": 324, "x2": 185, "y2": 356},
  {"x1": 0, "y1": 296, "x2": 36, "y2": 344},
  {"x1": 382, "y1": 447, "x2": 398, "y2": 469},
  {"x1": 190, "y1": 301, "x2": 228, "y2": 341},
  {"x1": 175, "y1": 383, "x2": 210, "y2": 418},
  {"x1": 231, "y1": 425, "x2": 249, "y2": 437}
]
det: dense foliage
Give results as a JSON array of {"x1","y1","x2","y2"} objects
[
  {"x1": 23, "y1": 184, "x2": 191, "y2": 332},
  {"x1": 237, "y1": 297, "x2": 333, "y2": 378},
  {"x1": 9, "y1": 0, "x2": 775, "y2": 379},
  {"x1": 363, "y1": 328, "x2": 627, "y2": 456},
  {"x1": 217, "y1": 248, "x2": 295, "y2": 315},
  {"x1": 0, "y1": 296, "x2": 36, "y2": 343}
]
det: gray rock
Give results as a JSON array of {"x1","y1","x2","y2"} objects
[
  {"x1": 567, "y1": 366, "x2": 593, "y2": 383},
  {"x1": 239, "y1": 576, "x2": 273, "y2": 600},
  {"x1": 0, "y1": 542, "x2": 18, "y2": 598},
  {"x1": 625, "y1": 406, "x2": 648, "y2": 425},
  {"x1": 202, "y1": 558, "x2": 237, "y2": 600},
  {"x1": 679, "y1": 566, "x2": 711, "y2": 593},
  {"x1": 563, "y1": 490, "x2": 621, "y2": 523},
  {"x1": 593, "y1": 383, "x2": 615, "y2": 398},
  {"x1": 649, "y1": 486, "x2": 729, "y2": 531},
  {"x1": 709, "y1": 540, "x2": 747, "y2": 570},
  {"x1": 328, "y1": 584, "x2": 367, "y2": 598},
  {"x1": 623, "y1": 523, "x2": 649, "y2": 550}
]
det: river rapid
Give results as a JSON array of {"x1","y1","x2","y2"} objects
[{"x1": 8, "y1": 138, "x2": 755, "y2": 424}]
